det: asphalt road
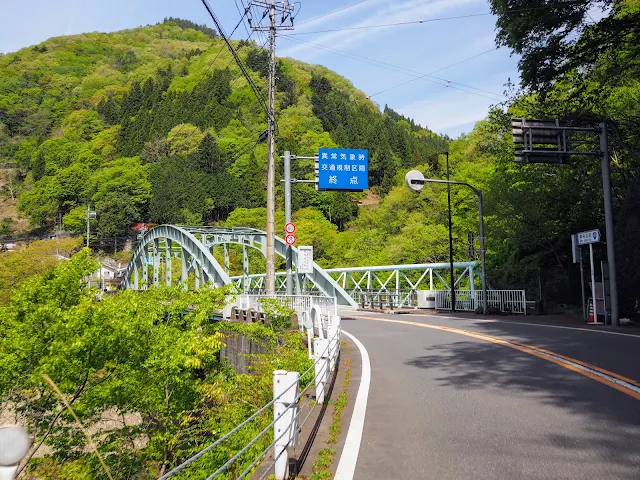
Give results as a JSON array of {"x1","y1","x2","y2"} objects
[{"x1": 339, "y1": 310, "x2": 640, "y2": 480}]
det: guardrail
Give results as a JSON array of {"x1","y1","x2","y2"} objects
[
  {"x1": 157, "y1": 309, "x2": 342, "y2": 480},
  {"x1": 236, "y1": 294, "x2": 337, "y2": 331},
  {"x1": 435, "y1": 289, "x2": 527, "y2": 314}
]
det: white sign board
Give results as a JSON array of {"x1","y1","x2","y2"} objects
[
  {"x1": 298, "y1": 246, "x2": 314, "y2": 274},
  {"x1": 577, "y1": 229, "x2": 601, "y2": 245}
]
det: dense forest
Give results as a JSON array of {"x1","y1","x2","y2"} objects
[{"x1": 1, "y1": 0, "x2": 639, "y2": 316}]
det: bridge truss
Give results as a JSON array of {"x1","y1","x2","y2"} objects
[
  {"x1": 235, "y1": 262, "x2": 480, "y2": 307},
  {"x1": 122, "y1": 225, "x2": 357, "y2": 306}
]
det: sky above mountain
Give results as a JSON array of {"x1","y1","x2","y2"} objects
[{"x1": 0, "y1": 0, "x2": 520, "y2": 136}]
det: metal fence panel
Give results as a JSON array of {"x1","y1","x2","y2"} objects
[{"x1": 435, "y1": 290, "x2": 526, "y2": 314}]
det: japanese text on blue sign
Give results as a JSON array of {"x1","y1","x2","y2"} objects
[{"x1": 318, "y1": 148, "x2": 368, "y2": 191}]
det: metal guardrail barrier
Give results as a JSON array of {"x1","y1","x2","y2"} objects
[
  {"x1": 435, "y1": 289, "x2": 527, "y2": 314},
  {"x1": 157, "y1": 314, "x2": 341, "y2": 480}
]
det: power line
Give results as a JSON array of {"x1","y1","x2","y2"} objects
[
  {"x1": 280, "y1": 35, "x2": 503, "y2": 100},
  {"x1": 310, "y1": 46, "x2": 502, "y2": 124},
  {"x1": 287, "y1": 12, "x2": 492, "y2": 35},
  {"x1": 199, "y1": 0, "x2": 270, "y2": 121},
  {"x1": 287, "y1": 2, "x2": 586, "y2": 36},
  {"x1": 296, "y1": 0, "x2": 370, "y2": 26},
  {"x1": 367, "y1": 48, "x2": 502, "y2": 99}
]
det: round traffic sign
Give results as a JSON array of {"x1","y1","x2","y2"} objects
[
  {"x1": 285, "y1": 222, "x2": 296, "y2": 234},
  {"x1": 285, "y1": 234, "x2": 296, "y2": 246}
]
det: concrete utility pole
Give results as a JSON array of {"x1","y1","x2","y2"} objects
[
  {"x1": 599, "y1": 123, "x2": 619, "y2": 325},
  {"x1": 251, "y1": 0, "x2": 294, "y2": 294},
  {"x1": 86, "y1": 203, "x2": 96, "y2": 248}
]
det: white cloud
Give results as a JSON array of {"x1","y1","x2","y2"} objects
[
  {"x1": 281, "y1": 0, "x2": 484, "y2": 58},
  {"x1": 396, "y1": 90, "x2": 498, "y2": 135}
]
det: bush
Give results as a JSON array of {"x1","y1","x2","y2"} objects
[{"x1": 259, "y1": 298, "x2": 295, "y2": 331}]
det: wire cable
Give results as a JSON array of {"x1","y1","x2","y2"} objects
[
  {"x1": 280, "y1": 35, "x2": 504, "y2": 100},
  {"x1": 287, "y1": 2, "x2": 586, "y2": 35},
  {"x1": 296, "y1": 0, "x2": 370, "y2": 26},
  {"x1": 200, "y1": 0, "x2": 270, "y2": 121}
]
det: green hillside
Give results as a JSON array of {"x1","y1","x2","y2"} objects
[
  {"x1": 2, "y1": 7, "x2": 640, "y2": 316},
  {"x1": 0, "y1": 19, "x2": 447, "y2": 239}
]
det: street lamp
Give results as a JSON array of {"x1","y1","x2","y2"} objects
[{"x1": 405, "y1": 169, "x2": 488, "y2": 314}]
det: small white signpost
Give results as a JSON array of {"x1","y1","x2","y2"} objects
[
  {"x1": 298, "y1": 246, "x2": 314, "y2": 274},
  {"x1": 576, "y1": 229, "x2": 602, "y2": 324}
]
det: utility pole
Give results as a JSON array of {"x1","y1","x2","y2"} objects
[
  {"x1": 86, "y1": 203, "x2": 96, "y2": 248},
  {"x1": 250, "y1": 0, "x2": 294, "y2": 294}
]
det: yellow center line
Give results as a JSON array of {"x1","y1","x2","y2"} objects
[{"x1": 347, "y1": 314, "x2": 640, "y2": 400}]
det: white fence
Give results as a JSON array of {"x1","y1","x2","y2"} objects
[
  {"x1": 435, "y1": 289, "x2": 527, "y2": 314},
  {"x1": 157, "y1": 314, "x2": 342, "y2": 480},
  {"x1": 236, "y1": 294, "x2": 337, "y2": 333}
]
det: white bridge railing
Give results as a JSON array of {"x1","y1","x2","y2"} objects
[
  {"x1": 435, "y1": 289, "x2": 527, "y2": 314},
  {"x1": 158, "y1": 298, "x2": 341, "y2": 480}
]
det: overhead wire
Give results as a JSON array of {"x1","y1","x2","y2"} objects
[
  {"x1": 199, "y1": 0, "x2": 270, "y2": 121},
  {"x1": 296, "y1": 0, "x2": 370, "y2": 26},
  {"x1": 280, "y1": 34, "x2": 504, "y2": 100},
  {"x1": 309, "y1": 46, "x2": 502, "y2": 124},
  {"x1": 287, "y1": 1, "x2": 586, "y2": 36}
]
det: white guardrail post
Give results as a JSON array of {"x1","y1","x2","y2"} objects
[
  {"x1": 314, "y1": 338, "x2": 330, "y2": 404},
  {"x1": 327, "y1": 315, "x2": 341, "y2": 371},
  {"x1": 273, "y1": 370, "x2": 299, "y2": 480}
]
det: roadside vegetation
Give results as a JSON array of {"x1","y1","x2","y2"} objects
[{"x1": 0, "y1": 249, "x2": 313, "y2": 478}]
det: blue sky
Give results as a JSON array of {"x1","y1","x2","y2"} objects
[{"x1": 0, "y1": 0, "x2": 520, "y2": 136}]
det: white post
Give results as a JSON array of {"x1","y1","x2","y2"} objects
[
  {"x1": 589, "y1": 243, "x2": 598, "y2": 322},
  {"x1": 0, "y1": 466, "x2": 18, "y2": 480},
  {"x1": 327, "y1": 323, "x2": 339, "y2": 371},
  {"x1": 314, "y1": 339, "x2": 329, "y2": 404},
  {"x1": 273, "y1": 370, "x2": 299, "y2": 480}
]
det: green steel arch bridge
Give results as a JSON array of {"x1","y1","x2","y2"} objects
[{"x1": 122, "y1": 225, "x2": 480, "y2": 307}]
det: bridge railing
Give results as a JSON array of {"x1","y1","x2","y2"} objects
[
  {"x1": 157, "y1": 316, "x2": 342, "y2": 480},
  {"x1": 435, "y1": 290, "x2": 527, "y2": 314},
  {"x1": 236, "y1": 294, "x2": 337, "y2": 323},
  {"x1": 351, "y1": 290, "x2": 417, "y2": 309}
]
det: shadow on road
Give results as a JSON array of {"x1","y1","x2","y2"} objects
[{"x1": 405, "y1": 337, "x2": 640, "y2": 475}]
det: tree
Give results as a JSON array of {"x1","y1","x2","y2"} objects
[
  {"x1": 196, "y1": 133, "x2": 227, "y2": 173},
  {"x1": 490, "y1": 0, "x2": 640, "y2": 93},
  {"x1": 166, "y1": 123, "x2": 204, "y2": 156}
]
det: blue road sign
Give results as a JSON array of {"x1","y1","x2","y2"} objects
[{"x1": 318, "y1": 148, "x2": 368, "y2": 191}]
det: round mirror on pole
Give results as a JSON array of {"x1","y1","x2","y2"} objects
[{"x1": 405, "y1": 170, "x2": 426, "y2": 192}]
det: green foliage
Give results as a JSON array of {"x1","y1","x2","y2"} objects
[
  {"x1": 163, "y1": 17, "x2": 218, "y2": 39},
  {"x1": 258, "y1": 298, "x2": 295, "y2": 331},
  {"x1": 0, "y1": 237, "x2": 81, "y2": 304},
  {"x1": 0, "y1": 249, "x2": 314, "y2": 478}
]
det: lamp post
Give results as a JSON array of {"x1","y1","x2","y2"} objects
[
  {"x1": 405, "y1": 170, "x2": 488, "y2": 314},
  {"x1": 443, "y1": 152, "x2": 456, "y2": 312}
]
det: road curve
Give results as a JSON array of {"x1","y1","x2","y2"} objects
[{"x1": 339, "y1": 310, "x2": 640, "y2": 480}]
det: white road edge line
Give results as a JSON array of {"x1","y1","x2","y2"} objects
[
  {"x1": 346, "y1": 310, "x2": 640, "y2": 338},
  {"x1": 334, "y1": 330, "x2": 371, "y2": 480}
]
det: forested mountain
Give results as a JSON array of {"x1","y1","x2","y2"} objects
[
  {"x1": 2, "y1": 2, "x2": 640, "y2": 317},
  {"x1": 0, "y1": 19, "x2": 447, "y2": 238}
]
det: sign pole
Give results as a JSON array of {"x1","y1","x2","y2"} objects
[
  {"x1": 579, "y1": 246, "x2": 586, "y2": 321},
  {"x1": 589, "y1": 242, "x2": 597, "y2": 322},
  {"x1": 284, "y1": 151, "x2": 293, "y2": 295}
]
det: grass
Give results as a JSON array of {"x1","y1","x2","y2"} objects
[{"x1": 309, "y1": 358, "x2": 352, "y2": 479}]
